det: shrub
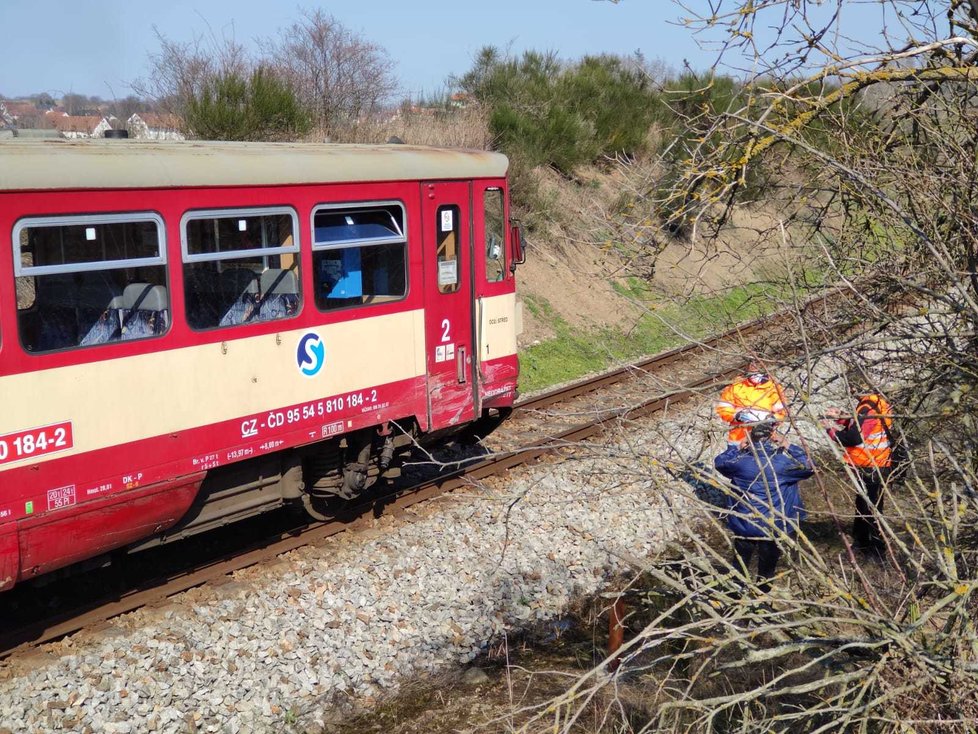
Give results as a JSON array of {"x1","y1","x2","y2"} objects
[
  {"x1": 184, "y1": 66, "x2": 310, "y2": 142},
  {"x1": 456, "y1": 48, "x2": 660, "y2": 176}
]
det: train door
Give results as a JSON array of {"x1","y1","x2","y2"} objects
[
  {"x1": 473, "y1": 183, "x2": 519, "y2": 401},
  {"x1": 421, "y1": 182, "x2": 477, "y2": 430}
]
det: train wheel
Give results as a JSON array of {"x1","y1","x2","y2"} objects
[
  {"x1": 300, "y1": 429, "x2": 376, "y2": 521},
  {"x1": 300, "y1": 492, "x2": 341, "y2": 522}
]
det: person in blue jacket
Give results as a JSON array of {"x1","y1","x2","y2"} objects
[{"x1": 714, "y1": 420, "x2": 814, "y2": 592}]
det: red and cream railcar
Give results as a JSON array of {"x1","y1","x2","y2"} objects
[{"x1": 0, "y1": 140, "x2": 522, "y2": 591}]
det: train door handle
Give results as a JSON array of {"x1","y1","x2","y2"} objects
[{"x1": 457, "y1": 346, "x2": 467, "y2": 384}]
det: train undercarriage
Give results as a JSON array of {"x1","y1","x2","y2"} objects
[{"x1": 126, "y1": 408, "x2": 510, "y2": 553}]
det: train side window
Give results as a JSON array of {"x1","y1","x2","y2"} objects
[
  {"x1": 181, "y1": 208, "x2": 301, "y2": 330},
  {"x1": 483, "y1": 188, "x2": 506, "y2": 283},
  {"x1": 435, "y1": 205, "x2": 460, "y2": 294},
  {"x1": 312, "y1": 202, "x2": 407, "y2": 311},
  {"x1": 14, "y1": 213, "x2": 168, "y2": 353}
]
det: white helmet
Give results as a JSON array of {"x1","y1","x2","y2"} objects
[{"x1": 735, "y1": 408, "x2": 770, "y2": 424}]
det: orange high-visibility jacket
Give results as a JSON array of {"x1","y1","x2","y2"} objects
[
  {"x1": 715, "y1": 376, "x2": 788, "y2": 443},
  {"x1": 831, "y1": 394, "x2": 893, "y2": 469}
]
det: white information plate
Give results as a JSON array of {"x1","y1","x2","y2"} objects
[
  {"x1": 438, "y1": 259, "x2": 458, "y2": 286},
  {"x1": 440, "y1": 209, "x2": 454, "y2": 232}
]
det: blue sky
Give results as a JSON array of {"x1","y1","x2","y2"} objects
[{"x1": 0, "y1": 1, "x2": 889, "y2": 101}]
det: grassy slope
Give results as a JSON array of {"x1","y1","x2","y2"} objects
[{"x1": 518, "y1": 280, "x2": 781, "y2": 394}]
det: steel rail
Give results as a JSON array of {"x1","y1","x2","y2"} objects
[{"x1": 511, "y1": 288, "x2": 825, "y2": 411}]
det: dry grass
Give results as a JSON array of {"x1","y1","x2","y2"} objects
[{"x1": 311, "y1": 106, "x2": 495, "y2": 150}]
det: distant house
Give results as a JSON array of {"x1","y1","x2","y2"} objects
[
  {"x1": 50, "y1": 115, "x2": 112, "y2": 139},
  {"x1": 127, "y1": 113, "x2": 185, "y2": 141},
  {"x1": 2, "y1": 101, "x2": 41, "y2": 120},
  {"x1": 2, "y1": 100, "x2": 47, "y2": 129}
]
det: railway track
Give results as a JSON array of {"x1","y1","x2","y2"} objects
[{"x1": 0, "y1": 293, "x2": 831, "y2": 660}]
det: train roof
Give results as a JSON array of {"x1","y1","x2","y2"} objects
[{"x1": 0, "y1": 140, "x2": 509, "y2": 191}]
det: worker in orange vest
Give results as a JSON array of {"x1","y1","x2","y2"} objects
[
  {"x1": 822, "y1": 376, "x2": 896, "y2": 557},
  {"x1": 715, "y1": 361, "x2": 788, "y2": 445}
]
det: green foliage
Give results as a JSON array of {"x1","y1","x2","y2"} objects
[
  {"x1": 457, "y1": 48, "x2": 659, "y2": 176},
  {"x1": 652, "y1": 72, "x2": 782, "y2": 233},
  {"x1": 185, "y1": 66, "x2": 310, "y2": 142},
  {"x1": 455, "y1": 49, "x2": 772, "y2": 228},
  {"x1": 453, "y1": 49, "x2": 865, "y2": 237},
  {"x1": 658, "y1": 71, "x2": 743, "y2": 127},
  {"x1": 654, "y1": 72, "x2": 870, "y2": 234}
]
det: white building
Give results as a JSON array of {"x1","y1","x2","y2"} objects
[
  {"x1": 127, "y1": 113, "x2": 185, "y2": 141},
  {"x1": 50, "y1": 115, "x2": 112, "y2": 139}
]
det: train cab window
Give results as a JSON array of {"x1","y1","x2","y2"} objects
[
  {"x1": 435, "y1": 205, "x2": 461, "y2": 294},
  {"x1": 181, "y1": 208, "x2": 300, "y2": 330},
  {"x1": 14, "y1": 214, "x2": 169, "y2": 353},
  {"x1": 312, "y1": 203, "x2": 407, "y2": 311},
  {"x1": 483, "y1": 189, "x2": 506, "y2": 283}
]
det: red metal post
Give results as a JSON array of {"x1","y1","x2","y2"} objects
[{"x1": 608, "y1": 595, "x2": 626, "y2": 671}]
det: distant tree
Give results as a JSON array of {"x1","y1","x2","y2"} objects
[
  {"x1": 138, "y1": 29, "x2": 308, "y2": 141},
  {"x1": 135, "y1": 28, "x2": 249, "y2": 124},
  {"x1": 31, "y1": 93, "x2": 56, "y2": 109},
  {"x1": 62, "y1": 93, "x2": 85, "y2": 115},
  {"x1": 560, "y1": 55, "x2": 661, "y2": 158},
  {"x1": 11, "y1": 100, "x2": 50, "y2": 130},
  {"x1": 108, "y1": 95, "x2": 151, "y2": 123},
  {"x1": 184, "y1": 65, "x2": 310, "y2": 141},
  {"x1": 261, "y1": 9, "x2": 398, "y2": 135}
]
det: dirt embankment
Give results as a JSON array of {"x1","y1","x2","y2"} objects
[{"x1": 515, "y1": 164, "x2": 810, "y2": 348}]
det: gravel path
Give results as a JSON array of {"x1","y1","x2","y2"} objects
[{"x1": 0, "y1": 354, "x2": 861, "y2": 734}]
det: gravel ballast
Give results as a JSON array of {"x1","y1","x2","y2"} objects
[
  {"x1": 0, "y1": 352, "x2": 867, "y2": 734},
  {"x1": 0, "y1": 420, "x2": 707, "y2": 733}
]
